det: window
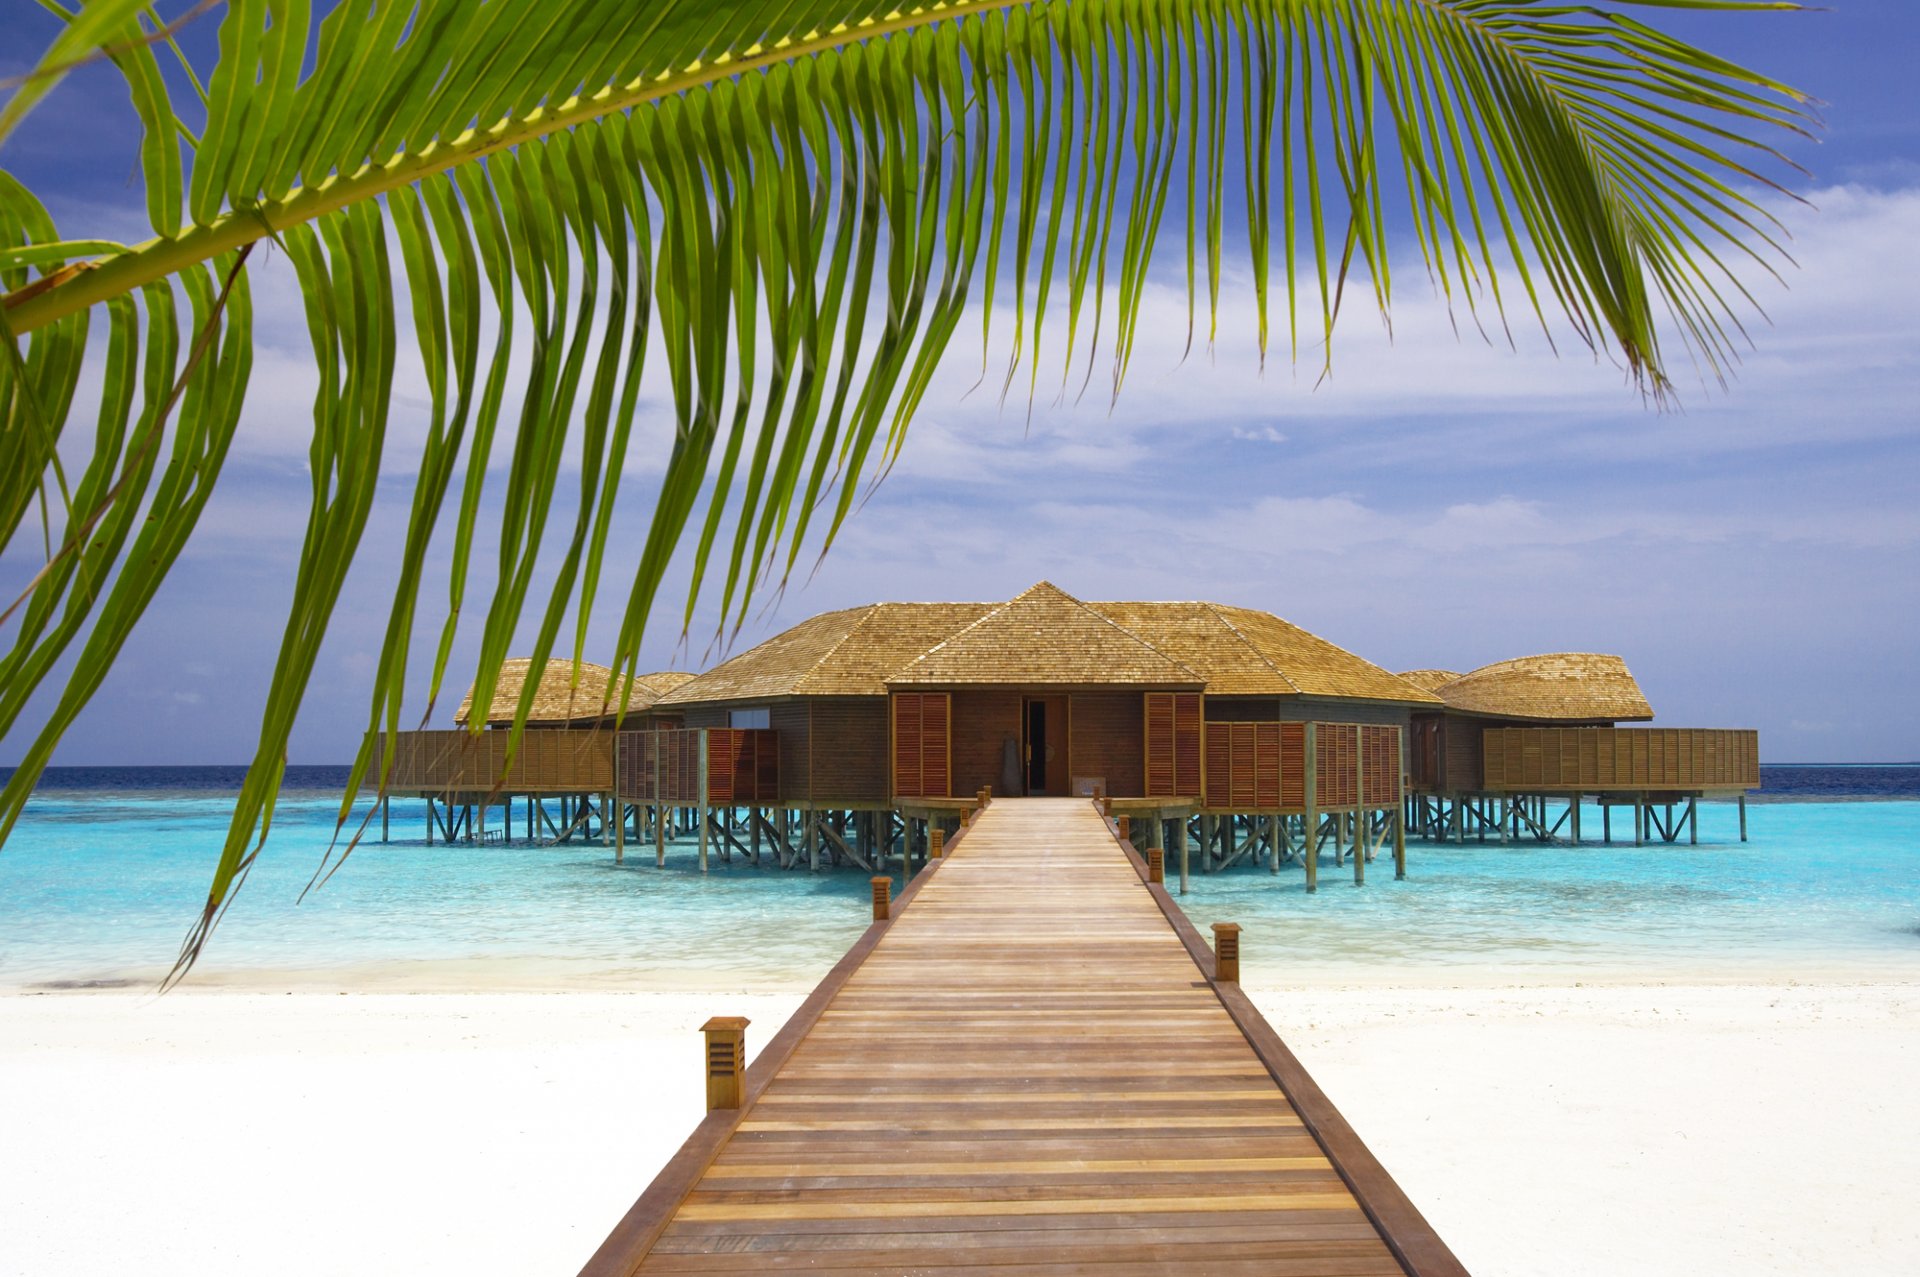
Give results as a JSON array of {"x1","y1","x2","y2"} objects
[{"x1": 729, "y1": 706, "x2": 770, "y2": 730}]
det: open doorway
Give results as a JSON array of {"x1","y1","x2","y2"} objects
[{"x1": 1023, "y1": 696, "x2": 1069, "y2": 794}]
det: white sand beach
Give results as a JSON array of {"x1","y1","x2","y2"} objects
[{"x1": 2, "y1": 977, "x2": 1916, "y2": 1276}]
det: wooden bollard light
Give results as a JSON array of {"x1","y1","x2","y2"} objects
[
  {"x1": 701, "y1": 1016, "x2": 748, "y2": 1112},
  {"x1": 1117, "y1": 815, "x2": 1130, "y2": 843},
  {"x1": 871, "y1": 876, "x2": 891, "y2": 921},
  {"x1": 1147, "y1": 847, "x2": 1164, "y2": 885},
  {"x1": 930, "y1": 827, "x2": 945, "y2": 859},
  {"x1": 1212, "y1": 923, "x2": 1242, "y2": 984}
]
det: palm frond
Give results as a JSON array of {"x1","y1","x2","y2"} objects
[{"x1": 0, "y1": 0, "x2": 1812, "y2": 976}]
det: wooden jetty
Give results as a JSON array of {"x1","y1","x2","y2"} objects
[{"x1": 581, "y1": 797, "x2": 1465, "y2": 1276}]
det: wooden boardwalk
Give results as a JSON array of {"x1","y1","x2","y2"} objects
[{"x1": 584, "y1": 798, "x2": 1465, "y2": 1276}]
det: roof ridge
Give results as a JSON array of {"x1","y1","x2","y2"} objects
[
  {"x1": 784, "y1": 603, "x2": 885, "y2": 695},
  {"x1": 1044, "y1": 586, "x2": 1203, "y2": 681},
  {"x1": 905, "y1": 583, "x2": 1202, "y2": 682},
  {"x1": 1201, "y1": 603, "x2": 1305, "y2": 695}
]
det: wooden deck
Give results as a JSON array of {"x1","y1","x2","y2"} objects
[{"x1": 582, "y1": 798, "x2": 1465, "y2": 1276}]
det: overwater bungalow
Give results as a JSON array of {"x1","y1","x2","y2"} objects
[
  {"x1": 378, "y1": 582, "x2": 1759, "y2": 885},
  {"x1": 1402, "y1": 655, "x2": 1759, "y2": 845},
  {"x1": 387, "y1": 658, "x2": 691, "y2": 844}
]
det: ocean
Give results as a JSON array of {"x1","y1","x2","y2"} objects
[{"x1": 1, "y1": 765, "x2": 1915, "y2": 989}]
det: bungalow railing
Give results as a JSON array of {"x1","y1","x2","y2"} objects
[
  {"x1": 380, "y1": 729, "x2": 614, "y2": 794},
  {"x1": 378, "y1": 727, "x2": 778, "y2": 805},
  {"x1": 1481, "y1": 727, "x2": 1759, "y2": 792},
  {"x1": 1201, "y1": 722, "x2": 1402, "y2": 811}
]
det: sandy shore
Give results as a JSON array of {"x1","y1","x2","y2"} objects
[{"x1": 2, "y1": 977, "x2": 1916, "y2": 1276}]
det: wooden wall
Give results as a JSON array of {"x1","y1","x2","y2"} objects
[
  {"x1": 951, "y1": 690, "x2": 1022, "y2": 798},
  {"x1": 1483, "y1": 727, "x2": 1760, "y2": 792},
  {"x1": 809, "y1": 697, "x2": 890, "y2": 803},
  {"x1": 1206, "y1": 698, "x2": 1279, "y2": 723},
  {"x1": 1410, "y1": 714, "x2": 1483, "y2": 793},
  {"x1": 772, "y1": 702, "x2": 811, "y2": 803},
  {"x1": 1069, "y1": 691, "x2": 1146, "y2": 798},
  {"x1": 613, "y1": 728, "x2": 778, "y2": 804}
]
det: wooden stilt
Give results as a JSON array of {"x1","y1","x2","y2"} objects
[
  {"x1": 1738, "y1": 794, "x2": 1748, "y2": 843},
  {"x1": 1570, "y1": 795, "x2": 1582, "y2": 845},
  {"x1": 806, "y1": 809, "x2": 819, "y2": 873},
  {"x1": 381, "y1": 795, "x2": 390, "y2": 843},
  {"x1": 697, "y1": 730, "x2": 710, "y2": 874},
  {"x1": 1394, "y1": 803, "x2": 1406, "y2": 881},
  {"x1": 1634, "y1": 795, "x2": 1645, "y2": 848},
  {"x1": 1304, "y1": 722, "x2": 1319, "y2": 894},
  {"x1": 1352, "y1": 810, "x2": 1365, "y2": 886},
  {"x1": 1354, "y1": 747, "x2": 1366, "y2": 885},
  {"x1": 1689, "y1": 797, "x2": 1699, "y2": 845},
  {"x1": 1176, "y1": 815, "x2": 1189, "y2": 896}
]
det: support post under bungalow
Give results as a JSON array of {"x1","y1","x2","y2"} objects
[
  {"x1": 615, "y1": 794, "x2": 624, "y2": 864},
  {"x1": 1634, "y1": 794, "x2": 1645, "y2": 848},
  {"x1": 603, "y1": 791, "x2": 614, "y2": 847},
  {"x1": 1353, "y1": 745, "x2": 1366, "y2": 886},
  {"x1": 1689, "y1": 797, "x2": 1699, "y2": 846},
  {"x1": 697, "y1": 730, "x2": 710, "y2": 874},
  {"x1": 1570, "y1": 794, "x2": 1582, "y2": 845},
  {"x1": 806, "y1": 809, "x2": 819, "y2": 873},
  {"x1": 1176, "y1": 812, "x2": 1189, "y2": 896},
  {"x1": 1394, "y1": 799, "x2": 1407, "y2": 881},
  {"x1": 1739, "y1": 794, "x2": 1748, "y2": 843},
  {"x1": 1303, "y1": 722, "x2": 1319, "y2": 894},
  {"x1": 381, "y1": 795, "x2": 389, "y2": 843}
]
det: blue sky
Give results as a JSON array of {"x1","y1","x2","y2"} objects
[{"x1": 2, "y1": 3, "x2": 1916, "y2": 765}]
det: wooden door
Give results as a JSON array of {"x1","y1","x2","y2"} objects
[
  {"x1": 892, "y1": 693, "x2": 951, "y2": 799},
  {"x1": 1145, "y1": 692, "x2": 1202, "y2": 799},
  {"x1": 1023, "y1": 696, "x2": 1070, "y2": 795}
]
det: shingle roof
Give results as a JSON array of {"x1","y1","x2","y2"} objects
[
  {"x1": 454, "y1": 659, "x2": 693, "y2": 726},
  {"x1": 1396, "y1": 669, "x2": 1464, "y2": 694},
  {"x1": 1436, "y1": 653, "x2": 1654, "y2": 722},
  {"x1": 655, "y1": 602, "x2": 996, "y2": 704},
  {"x1": 1206, "y1": 605, "x2": 1443, "y2": 703},
  {"x1": 1092, "y1": 601, "x2": 1441, "y2": 703},
  {"x1": 655, "y1": 585, "x2": 1447, "y2": 707},
  {"x1": 891, "y1": 582, "x2": 1201, "y2": 687}
]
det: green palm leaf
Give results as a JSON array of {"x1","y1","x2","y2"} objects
[{"x1": 0, "y1": 0, "x2": 1811, "y2": 978}]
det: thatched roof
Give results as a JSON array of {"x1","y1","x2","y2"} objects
[
  {"x1": 1396, "y1": 669, "x2": 1464, "y2": 694},
  {"x1": 893, "y1": 583, "x2": 1201, "y2": 687},
  {"x1": 1434, "y1": 654, "x2": 1653, "y2": 722},
  {"x1": 655, "y1": 603, "x2": 995, "y2": 703},
  {"x1": 455, "y1": 659, "x2": 695, "y2": 726},
  {"x1": 659, "y1": 583, "x2": 1439, "y2": 706},
  {"x1": 1092, "y1": 601, "x2": 1440, "y2": 703}
]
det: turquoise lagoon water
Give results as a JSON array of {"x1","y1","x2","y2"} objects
[{"x1": 0, "y1": 766, "x2": 1915, "y2": 989}]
